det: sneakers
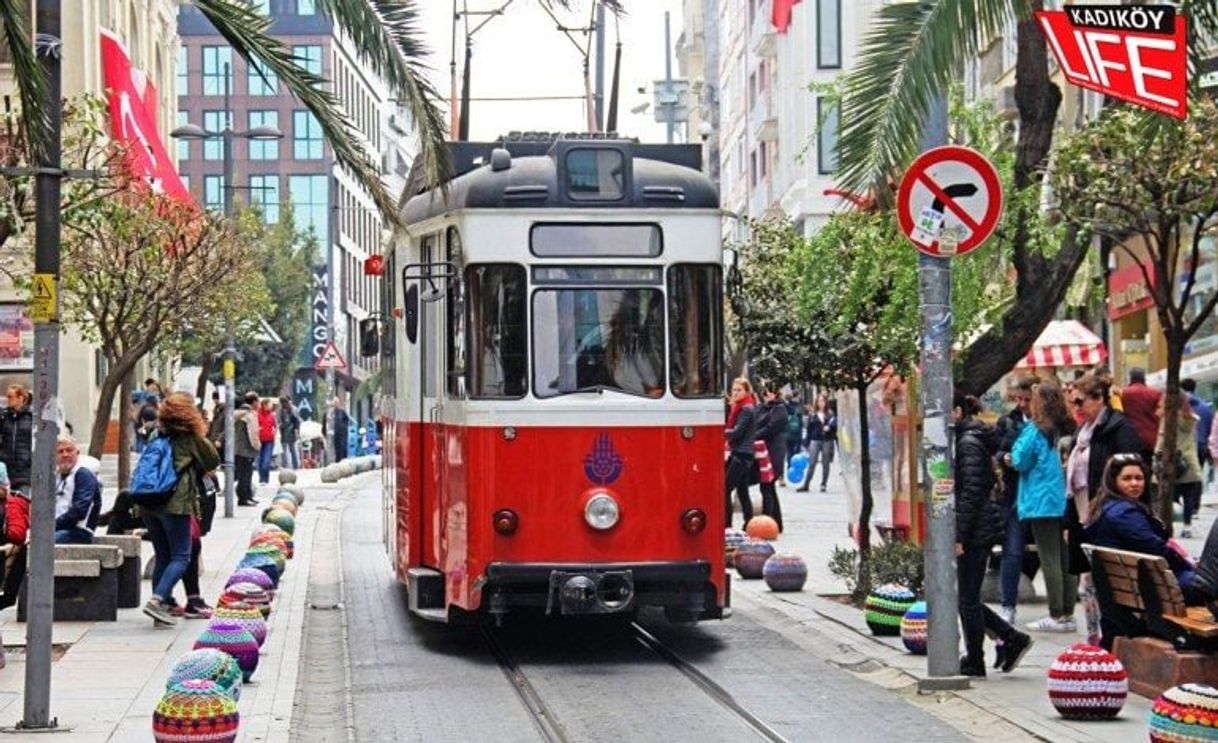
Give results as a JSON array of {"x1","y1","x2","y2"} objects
[
  {"x1": 992, "y1": 642, "x2": 1006, "y2": 670},
  {"x1": 1000, "y1": 632, "x2": 1034, "y2": 673},
  {"x1": 1025, "y1": 616, "x2": 1075, "y2": 633},
  {"x1": 820, "y1": 485, "x2": 827, "y2": 493},
  {"x1": 959, "y1": 655, "x2": 986, "y2": 678},
  {"x1": 999, "y1": 606, "x2": 1016, "y2": 625},
  {"x1": 183, "y1": 600, "x2": 213, "y2": 619},
  {"x1": 142, "y1": 600, "x2": 178, "y2": 626}
]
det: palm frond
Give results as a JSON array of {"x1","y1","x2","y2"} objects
[
  {"x1": 0, "y1": 0, "x2": 50, "y2": 160},
  {"x1": 318, "y1": 0, "x2": 447, "y2": 194},
  {"x1": 193, "y1": 0, "x2": 402, "y2": 225},
  {"x1": 539, "y1": 0, "x2": 626, "y2": 16},
  {"x1": 836, "y1": 0, "x2": 1012, "y2": 199}
]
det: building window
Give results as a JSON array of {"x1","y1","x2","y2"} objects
[
  {"x1": 176, "y1": 110, "x2": 191, "y2": 164},
  {"x1": 817, "y1": 0, "x2": 841, "y2": 69},
  {"x1": 760, "y1": 141, "x2": 768, "y2": 178},
  {"x1": 748, "y1": 71, "x2": 756, "y2": 109},
  {"x1": 817, "y1": 98, "x2": 840, "y2": 174},
  {"x1": 248, "y1": 61, "x2": 277, "y2": 96},
  {"x1": 204, "y1": 175, "x2": 226, "y2": 212},
  {"x1": 202, "y1": 110, "x2": 229, "y2": 160},
  {"x1": 176, "y1": 46, "x2": 188, "y2": 96},
  {"x1": 289, "y1": 175, "x2": 328, "y2": 238},
  {"x1": 293, "y1": 110, "x2": 323, "y2": 159},
  {"x1": 749, "y1": 150, "x2": 757, "y2": 187},
  {"x1": 295, "y1": 0, "x2": 317, "y2": 14},
  {"x1": 201, "y1": 46, "x2": 232, "y2": 95},
  {"x1": 250, "y1": 175, "x2": 280, "y2": 224},
  {"x1": 292, "y1": 45, "x2": 322, "y2": 76},
  {"x1": 252, "y1": 0, "x2": 270, "y2": 13},
  {"x1": 248, "y1": 111, "x2": 279, "y2": 159}
]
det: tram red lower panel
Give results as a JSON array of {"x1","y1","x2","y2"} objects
[{"x1": 392, "y1": 421, "x2": 726, "y2": 614}]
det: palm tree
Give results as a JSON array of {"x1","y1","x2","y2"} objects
[
  {"x1": 1, "y1": 0, "x2": 623, "y2": 220},
  {"x1": 835, "y1": 0, "x2": 1218, "y2": 396}
]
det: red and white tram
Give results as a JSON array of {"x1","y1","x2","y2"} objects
[{"x1": 381, "y1": 135, "x2": 727, "y2": 622}]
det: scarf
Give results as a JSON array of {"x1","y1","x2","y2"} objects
[
  {"x1": 1068, "y1": 417, "x2": 1096, "y2": 498},
  {"x1": 727, "y1": 394, "x2": 757, "y2": 429}
]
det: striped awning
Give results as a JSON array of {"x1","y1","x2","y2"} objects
[{"x1": 1016, "y1": 320, "x2": 1108, "y2": 369}]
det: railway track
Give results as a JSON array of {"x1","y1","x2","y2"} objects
[{"x1": 481, "y1": 620, "x2": 789, "y2": 743}]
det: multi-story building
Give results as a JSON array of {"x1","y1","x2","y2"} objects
[
  {"x1": 177, "y1": 0, "x2": 415, "y2": 425},
  {"x1": 0, "y1": 0, "x2": 180, "y2": 451}
]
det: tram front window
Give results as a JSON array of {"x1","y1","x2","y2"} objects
[{"x1": 532, "y1": 289, "x2": 665, "y2": 399}]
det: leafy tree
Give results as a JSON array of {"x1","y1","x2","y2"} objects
[
  {"x1": 835, "y1": 0, "x2": 1218, "y2": 396},
  {"x1": 1051, "y1": 97, "x2": 1218, "y2": 529}
]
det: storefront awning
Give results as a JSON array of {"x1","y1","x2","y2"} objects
[{"x1": 1016, "y1": 320, "x2": 1108, "y2": 369}]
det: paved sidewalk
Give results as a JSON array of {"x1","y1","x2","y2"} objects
[
  {"x1": 0, "y1": 467, "x2": 339, "y2": 742},
  {"x1": 731, "y1": 473, "x2": 1218, "y2": 742}
]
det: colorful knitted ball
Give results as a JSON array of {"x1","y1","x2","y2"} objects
[
  {"x1": 225, "y1": 568, "x2": 274, "y2": 594},
  {"x1": 153, "y1": 679, "x2": 239, "y2": 743},
  {"x1": 220, "y1": 583, "x2": 272, "y2": 619},
  {"x1": 255, "y1": 526, "x2": 295, "y2": 559},
  {"x1": 213, "y1": 606, "x2": 268, "y2": 647},
  {"x1": 262, "y1": 508, "x2": 295, "y2": 536},
  {"x1": 237, "y1": 553, "x2": 280, "y2": 588},
  {"x1": 724, "y1": 528, "x2": 748, "y2": 567},
  {"x1": 734, "y1": 538, "x2": 776, "y2": 580},
  {"x1": 193, "y1": 621, "x2": 259, "y2": 682},
  {"x1": 1047, "y1": 643, "x2": 1128, "y2": 720},
  {"x1": 864, "y1": 584, "x2": 916, "y2": 636},
  {"x1": 1149, "y1": 683, "x2": 1218, "y2": 741},
  {"x1": 279, "y1": 485, "x2": 304, "y2": 506},
  {"x1": 762, "y1": 554, "x2": 807, "y2": 592},
  {"x1": 249, "y1": 533, "x2": 291, "y2": 562},
  {"x1": 271, "y1": 494, "x2": 298, "y2": 513},
  {"x1": 246, "y1": 544, "x2": 286, "y2": 575},
  {"x1": 900, "y1": 601, "x2": 929, "y2": 655},
  {"x1": 165, "y1": 649, "x2": 242, "y2": 702}
]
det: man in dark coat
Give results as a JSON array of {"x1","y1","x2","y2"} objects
[
  {"x1": 755, "y1": 386, "x2": 788, "y2": 531},
  {"x1": 330, "y1": 398, "x2": 350, "y2": 463}
]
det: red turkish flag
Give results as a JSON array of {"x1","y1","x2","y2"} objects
[
  {"x1": 772, "y1": 0, "x2": 802, "y2": 34},
  {"x1": 99, "y1": 28, "x2": 192, "y2": 202}
]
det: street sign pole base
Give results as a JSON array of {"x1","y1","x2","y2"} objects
[
  {"x1": 916, "y1": 675, "x2": 972, "y2": 694},
  {"x1": 4, "y1": 719, "x2": 73, "y2": 734}
]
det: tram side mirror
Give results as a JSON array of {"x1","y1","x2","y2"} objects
[
  {"x1": 359, "y1": 318, "x2": 380, "y2": 357},
  {"x1": 405, "y1": 284, "x2": 419, "y2": 344}
]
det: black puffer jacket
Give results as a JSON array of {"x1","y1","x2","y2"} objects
[
  {"x1": 756, "y1": 399, "x2": 788, "y2": 468},
  {"x1": 725, "y1": 404, "x2": 757, "y2": 456},
  {"x1": 955, "y1": 418, "x2": 1003, "y2": 548},
  {"x1": 0, "y1": 405, "x2": 33, "y2": 488},
  {"x1": 1087, "y1": 408, "x2": 1144, "y2": 500}
]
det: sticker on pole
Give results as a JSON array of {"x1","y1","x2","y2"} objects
[
  {"x1": 897, "y1": 145, "x2": 1003, "y2": 258},
  {"x1": 30, "y1": 273, "x2": 57, "y2": 323},
  {"x1": 314, "y1": 341, "x2": 347, "y2": 371}
]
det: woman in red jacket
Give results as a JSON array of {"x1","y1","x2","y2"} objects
[{"x1": 256, "y1": 398, "x2": 277, "y2": 486}]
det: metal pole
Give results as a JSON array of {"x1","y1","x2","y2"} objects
[
  {"x1": 918, "y1": 97, "x2": 963, "y2": 686},
  {"x1": 594, "y1": 2, "x2": 605, "y2": 132},
  {"x1": 326, "y1": 178, "x2": 338, "y2": 465},
  {"x1": 22, "y1": 0, "x2": 62, "y2": 729},
  {"x1": 664, "y1": 11, "x2": 674, "y2": 144},
  {"x1": 221, "y1": 63, "x2": 235, "y2": 516}
]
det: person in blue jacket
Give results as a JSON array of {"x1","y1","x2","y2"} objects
[
  {"x1": 1008, "y1": 382, "x2": 1077, "y2": 634},
  {"x1": 53, "y1": 436, "x2": 101, "y2": 544}
]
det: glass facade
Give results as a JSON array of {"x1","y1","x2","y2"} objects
[
  {"x1": 248, "y1": 110, "x2": 279, "y2": 160},
  {"x1": 201, "y1": 46, "x2": 231, "y2": 95},
  {"x1": 289, "y1": 174, "x2": 328, "y2": 238}
]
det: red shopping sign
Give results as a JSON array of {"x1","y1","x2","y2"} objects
[
  {"x1": 897, "y1": 146, "x2": 1003, "y2": 258},
  {"x1": 1035, "y1": 5, "x2": 1187, "y2": 120}
]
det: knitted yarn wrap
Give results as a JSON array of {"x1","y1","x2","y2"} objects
[
  {"x1": 225, "y1": 568, "x2": 274, "y2": 594},
  {"x1": 1149, "y1": 683, "x2": 1218, "y2": 742},
  {"x1": 212, "y1": 606, "x2": 268, "y2": 647},
  {"x1": 219, "y1": 582, "x2": 272, "y2": 619},
  {"x1": 236, "y1": 553, "x2": 280, "y2": 588},
  {"x1": 193, "y1": 621, "x2": 260, "y2": 682},
  {"x1": 864, "y1": 584, "x2": 916, "y2": 636},
  {"x1": 153, "y1": 679, "x2": 239, "y2": 743},
  {"x1": 1047, "y1": 643, "x2": 1128, "y2": 720},
  {"x1": 734, "y1": 538, "x2": 775, "y2": 580},
  {"x1": 761, "y1": 554, "x2": 807, "y2": 592},
  {"x1": 900, "y1": 601, "x2": 929, "y2": 655},
  {"x1": 245, "y1": 544, "x2": 286, "y2": 574},
  {"x1": 165, "y1": 649, "x2": 242, "y2": 702},
  {"x1": 262, "y1": 508, "x2": 295, "y2": 536}
]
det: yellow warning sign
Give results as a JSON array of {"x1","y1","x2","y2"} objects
[
  {"x1": 222, "y1": 359, "x2": 235, "y2": 380},
  {"x1": 30, "y1": 273, "x2": 56, "y2": 323}
]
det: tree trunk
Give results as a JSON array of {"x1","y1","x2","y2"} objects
[
  {"x1": 855, "y1": 382, "x2": 874, "y2": 599},
  {"x1": 87, "y1": 366, "x2": 123, "y2": 460},
  {"x1": 195, "y1": 354, "x2": 213, "y2": 410},
  {"x1": 118, "y1": 371, "x2": 135, "y2": 489},
  {"x1": 1159, "y1": 338, "x2": 1184, "y2": 532}
]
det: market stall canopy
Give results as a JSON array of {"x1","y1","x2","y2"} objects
[{"x1": 1016, "y1": 320, "x2": 1107, "y2": 369}]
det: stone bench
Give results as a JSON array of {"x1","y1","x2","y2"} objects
[
  {"x1": 17, "y1": 544, "x2": 123, "y2": 622},
  {"x1": 92, "y1": 535, "x2": 142, "y2": 608}
]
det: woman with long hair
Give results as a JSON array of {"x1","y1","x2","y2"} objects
[
  {"x1": 797, "y1": 393, "x2": 837, "y2": 492},
  {"x1": 725, "y1": 378, "x2": 757, "y2": 528},
  {"x1": 140, "y1": 392, "x2": 220, "y2": 626},
  {"x1": 1009, "y1": 383, "x2": 1078, "y2": 634}
]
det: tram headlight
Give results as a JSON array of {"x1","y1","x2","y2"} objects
[
  {"x1": 493, "y1": 509, "x2": 519, "y2": 536},
  {"x1": 584, "y1": 493, "x2": 620, "y2": 531},
  {"x1": 681, "y1": 508, "x2": 707, "y2": 534}
]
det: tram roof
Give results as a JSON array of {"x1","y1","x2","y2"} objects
[{"x1": 401, "y1": 138, "x2": 719, "y2": 225}]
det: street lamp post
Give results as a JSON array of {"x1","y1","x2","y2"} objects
[{"x1": 172, "y1": 63, "x2": 281, "y2": 516}]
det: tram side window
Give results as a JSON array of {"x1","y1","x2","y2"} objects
[
  {"x1": 466, "y1": 264, "x2": 527, "y2": 398},
  {"x1": 669, "y1": 264, "x2": 724, "y2": 398},
  {"x1": 446, "y1": 228, "x2": 466, "y2": 399}
]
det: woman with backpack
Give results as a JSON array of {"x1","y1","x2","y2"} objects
[
  {"x1": 954, "y1": 393, "x2": 1033, "y2": 677},
  {"x1": 139, "y1": 392, "x2": 220, "y2": 626}
]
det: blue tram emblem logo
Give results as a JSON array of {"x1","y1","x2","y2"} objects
[{"x1": 584, "y1": 433, "x2": 624, "y2": 485}]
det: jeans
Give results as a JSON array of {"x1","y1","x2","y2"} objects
[
  {"x1": 53, "y1": 527, "x2": 92, "y2": 545},
  {"x1": 725, "y1": 453, "x2": 754, "y2": 528},
  {"x1": 1178, "y1": 481, "x2": 1204, "y2": 526},
  {"x1": 999, "y1": 502, "x2": 1025, "y2": 608},
  {"x1": 235, "y1": 455, "x2": 255, "y2": 503},
  {"x1": 958, "y1": 544, "x2": 1017, "y2": 663},
  {"x1": 1028, "y1": 517, "x2": 1078, "y2": 618},
  {"x1": 801, "y1": 440, "x2": 835, "y2": 489},
  {"x1": 144, "y1": 512, "x2": 192, "y2": 602},
  {"x1": 282, "y1": 439, "x2": 300, "y2": 470},
  {"x1": 257, "y1": 441, "x2": 274, "y2": 484}
]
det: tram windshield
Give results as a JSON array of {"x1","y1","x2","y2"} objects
[{"x1": 532, "y1": 289, "x2": 665, "y2": 398}]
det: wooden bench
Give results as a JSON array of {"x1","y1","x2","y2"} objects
[
  {"x1": 1087, "y1": 544, "x2": 1218, "y2": 698},
  {"x1": 16, "y1": 544, "x2": 123, "y2": 622}
]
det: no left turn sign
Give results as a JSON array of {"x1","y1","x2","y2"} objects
[{"x1": 897, "y1": 145, "x2": 1003, "y2": 258}]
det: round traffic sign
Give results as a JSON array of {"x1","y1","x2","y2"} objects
[{"x1": 897, "y1": 145, "x2": 1003, "y2": 257}]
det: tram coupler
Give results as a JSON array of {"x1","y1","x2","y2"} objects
[{"x1": 546, "y1": 570, "x2": 635, "y2": 616}]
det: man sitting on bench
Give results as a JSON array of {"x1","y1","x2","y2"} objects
[{"x1": 54, "y1": 436, "x2": 101, "y2": 545}]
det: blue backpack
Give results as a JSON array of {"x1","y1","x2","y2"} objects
[{"x1": 129, "y1": 436, "x2": 180, "y2": 507}]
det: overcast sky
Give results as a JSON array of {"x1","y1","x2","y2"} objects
[{"x1": 415, "y1": 1, "x2": 684, "y2": 143}]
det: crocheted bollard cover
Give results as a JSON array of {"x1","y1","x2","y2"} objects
[
  {"x1": 193, "y1": 621, "x2": 259, "y2": 682},
  {"x1": 236, "y1": 553, "x2": 280, "y2": 589},
  {"x1": 153, "y1": 679, "x2": 239, "y2": 743},
  {"x1": 212, "y1": 606, "x2": 268, "y2": 647},
  {"x1": 270, "y1": 495, "x2": 298, "y2": 515},
  {"x1": 762, "y1": 554, "x2": 807, "y2": 592},
  {"x1": 1149, "y1": 683, "x2": 1218, "y2": 741},
  {"x1": 724, "y1": 529, "x2": 748, "y2": 568},
  {"x1": 245, "y1": 544, "x2": 286, "y2": 575},
  {"x1": 734, "y1": 538, "x2": 776, "y2": 580},
  {"x1": 900, "y1": 601, "x2": 929, "y2": 655},
  {"x1": 225, "y1": 568, "x2": 274, "y2": 594},
  {"x1": 745, "y1": 515, "x2": 780, "y2": 541},
  {"x1": 261, "y1": 508, "x2": 295, "y2": 536},
  {"x1": 249, "y1": 533, "x2": 290, "y2": 561},
  {"x1": 864, "y1": 584, "x2": 916, "y2": 636},
  {"x1": 1047, "y1": 643, "x2": 1128, "y2": 720},
  {"x1": 166, "y1": 649, "x2": 242, "y2": 702},
  {"x1": 219, "y1": 583, "x2": 272, "y2": 619}
]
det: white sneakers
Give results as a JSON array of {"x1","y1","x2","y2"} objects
[
  {"x1": 999, "y1": 606, "x2": 1016, "y2": 625},
  {"x1": 1025, "y1": 616, "x2": 1076, "y2": 633}
]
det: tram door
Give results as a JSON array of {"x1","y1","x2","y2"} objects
[{"x1": 420, "y1": 233, "x2": 443, "y2": 568}]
